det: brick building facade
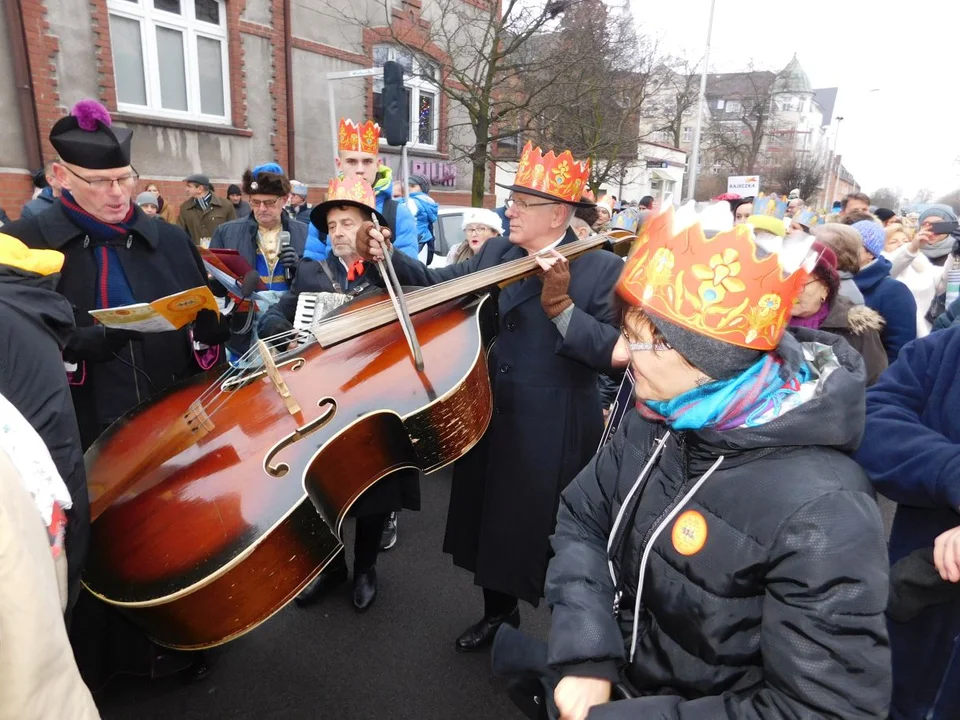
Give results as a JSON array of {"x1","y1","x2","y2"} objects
[{"x1": 0, "y1": 0, "x2": 493, "y2": 221}]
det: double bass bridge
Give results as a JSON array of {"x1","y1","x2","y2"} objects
[{"x1": 263, "y1": 397, "x2": 338, "y2": 478}]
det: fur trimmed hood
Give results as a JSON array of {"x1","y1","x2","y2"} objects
[{"x1": 823, "y1": 295, "x2": 885, "y2": 336}]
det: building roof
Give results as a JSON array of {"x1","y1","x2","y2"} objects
[
  {"x1": 772, "y1": 54, "x2": 813, "y2": 95},
  {"x1": 703, "y1": 71, "x2": 775, "y2": 100},
  {"x1": 813, "y1": 87, "x2": 838, "y2": 125}
]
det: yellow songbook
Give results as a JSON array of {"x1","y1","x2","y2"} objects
[{"x1": 88, "y1": 286, "x2": 218, "y2": 333}]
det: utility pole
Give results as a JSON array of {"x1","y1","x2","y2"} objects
[
  {"x1": 685, "y1": 0, "x2": 717, "y2": 202},
  {"x1": 822, "y1": 115, "x2": 843, "y2": 209}
]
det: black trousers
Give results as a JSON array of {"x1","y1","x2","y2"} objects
[
  {"x1": 353, "y1": 513, "x2": 388, "y2": 573},
  {"x1": 483, "y1": 587, "x2": 518, "y2": 617}
]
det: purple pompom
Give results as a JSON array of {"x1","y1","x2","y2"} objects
[{"x1": 71, "y1": 99, "x2": 112, "y2": 131}]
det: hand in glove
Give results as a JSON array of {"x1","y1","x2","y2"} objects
[
  {"x1": 192, "y1": 308, "x2": 231, "y2": 346},
  {"x1": 64, "y1": 325, "x2": 143, "y2": 363},
  {"x1": 536, "y1": 249, "x2": 572, "y2": 319},
  {"x1": 279, "y1": 244, "x2": 300, "y2": 271},
  {"x1": 356, "y1": 222, "x2": 392, "y2": 263}
]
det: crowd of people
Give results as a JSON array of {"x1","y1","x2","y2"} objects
[{"x1": 1, "y1": 98, "x2": 960, "y2": 720}]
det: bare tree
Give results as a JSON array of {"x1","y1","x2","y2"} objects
[
  {"x1": 770, "y1": 151, "x2": 824, "y2": 200},
  {"x1": 936, "y1": 189, "x2": 960, "y2": 215},
  {"x1": 646, "y1": 57, "x2": 700, "y2": 150},
  {"x1": 530, "y1": 0, "x2": 669, "y2": 192},
  {"x1": 702, "y1": 69, "x2": 778, "y2": 175},
  {"x1": 327, "y1": 0, "x2": 594, "y2": 204},
  {"x1": 871, "y1": 187, "x2": 900, "y2": 210},
  {"x1": 913, "y1": 187, "x2": 935, "y2": 204}
]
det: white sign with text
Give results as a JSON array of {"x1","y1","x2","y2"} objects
[{"x1": 727, "y1": 175, "x2": 760, "y2": 196}]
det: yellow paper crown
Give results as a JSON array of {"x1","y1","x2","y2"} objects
[
  {"x1": 513, "y1": 142, "x2": 590, "y2": 203},
  {"x1": 338, "y1": 118, "x2": 380, "y2": 154},
  {"x1": 324, "y1": 176, "x2": 376, "y2": 210},
  {"x1": 617, "y1": 206, "x2": 811, "y2": 350}
]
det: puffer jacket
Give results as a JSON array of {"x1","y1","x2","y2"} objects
[{"x1": 545, "y1": 329, "x2": 891, "y2": 719}]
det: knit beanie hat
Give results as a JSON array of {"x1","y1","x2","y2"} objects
[
  {"x1": 874, "y1": 208, "x2": 896, "y2": 224},
  {"x1": 852, "y1": 220, "x2": 885, "y2": 258},
  {"x1": 135, "y1": 191, "x2": 159, "y2": 208},
  {"x1": 409, "y1": 174, "x2": 430, "y2": 193},
  {"x1": 647, "y1": 313, "x2": 762, "y2": 380},
  {"x1": 226, "y1": 184, "x2": 242, "y2": 197}
]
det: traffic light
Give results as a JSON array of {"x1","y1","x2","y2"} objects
[{"x1": 382, "y1": 61, "x2": 408, "y2": 147}]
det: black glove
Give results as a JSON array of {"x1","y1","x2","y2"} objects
[
  {"x1": 192, "y1": 309, "x2": 231, "y2": 346},
  {"x1": 64, "y1": 325, "x2": 143, "y2": 363},
  {"x1": 279, "y1": 245, "x2": 300, "y2": 270}
]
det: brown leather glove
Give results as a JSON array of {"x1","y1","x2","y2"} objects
[
  {"x1": 540, "y1": 259, "x2": 573, "y2": 319},
  {"x1": 356, "y1": 221, "x2": 393, "y2": 262}
]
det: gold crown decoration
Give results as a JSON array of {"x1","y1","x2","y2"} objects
[
  {"x1": 617, "y1": 205, "x2": 814, "y2": 350},
  {"x1": 324, "y1": 176, "x2": 377, "y2": 209},
  {"x1": 338, "y1": 118, "x2": 380, "y2": 154},
  {"x1": 512, "y1": 142, "x2": 590, "y2": 203}
]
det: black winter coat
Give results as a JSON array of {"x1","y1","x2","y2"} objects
[
  {"x1": 379, "y1": 229, "x2": 624, "y2": 604},
  {"x1": 545, "y1": 329, "x2": 892, "y2": 718},
  {"x1": 0, "y1": 267, "x2": 89, "y2": 600},
  {"x1": 210, "y1": 214, "x2": 308, "y2": 355},
  {"x1": 3, "y1": 202, "x2": 210, "y2": 450}
]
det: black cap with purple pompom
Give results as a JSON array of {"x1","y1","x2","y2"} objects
[{"x1": 49, "y1": 99, "x2": 133, "y2": 170}]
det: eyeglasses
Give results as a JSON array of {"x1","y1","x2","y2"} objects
[
  {"x1": 505, "y1": 196, "x2": 557, "y2": 212},
  {"x1": 464, "y1": 226, "x2": 492, "y2": 235},
  {"x1": 62, "y1": 164, "x2": 139, "y2": 191},
  {"x1": 249, "y1": 197, "x2": 284, "y2": 209},
  {"x1": 621, "y1": 328, "x2": 672, "y2": 352}
]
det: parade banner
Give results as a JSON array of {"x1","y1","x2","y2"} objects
[{"x1": 727, "y1": 175, "x2": 760, "y2": 196}]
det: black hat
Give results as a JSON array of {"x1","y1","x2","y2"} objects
[
  {"x1": 50, "y1": 100, "x2": 132, "y2": 170},
  {"x1": 184, "y1": 173, "x2": 211, "y2": 188},
  {"x1": 874, "y1": 208, "x2": 896, "y2": 223},
  {"x1": 31, "y1": 168, "x2": 49, "y2": 189},
  {"x1": 409, "y1": 174, "x2": 431, "y2": 193},
  {"x1": 242, "y1": 168, "x2": 290, "y2": 197},
  {"x1": 227, "y1": 184, "x2": 242, "y2": 197}
]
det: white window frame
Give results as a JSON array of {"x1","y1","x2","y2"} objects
[
  {"x1": 107, "y1": 0, "x2": 231, "y2": 125},
  {"x1": 682, "y1": 126, "x2": 693, "y2": 143},
  {"x1": 373, "y1": 44, "x2": 441, "y2": 151}
]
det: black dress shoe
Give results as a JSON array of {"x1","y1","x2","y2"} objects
[
  {"x1": 180, "y1": 652, "x2": 212, "y2": 684},
  {"x1": 353, "y1": 567, "x2": 377, "y2": 612},
  {"x1": 295, "y1": 560, "x2": 348, "y2": 607},
  {"x1": 455, "y1": 607, "x2": 520, "y2": 652},
  {"x1": 380, "y1": 512, "x2": 398, "y2": 551}
]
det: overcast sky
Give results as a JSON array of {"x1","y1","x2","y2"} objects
[{"x1": 631, "y1": 0, "x2": 960, "y2": 200}]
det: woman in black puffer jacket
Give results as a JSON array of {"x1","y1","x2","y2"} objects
[{"x1": 544, "y1": 210, "x2": 891, "y2": 719}]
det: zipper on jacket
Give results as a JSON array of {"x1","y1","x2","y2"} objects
[
  {"x1": 626, "y1": 433, "x2": 725, "y2": 662},
  {"x1": 928, "y1": 632, "x2": 960, "y2": 719}
]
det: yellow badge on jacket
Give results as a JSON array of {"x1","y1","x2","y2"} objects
[{"x1": 672, "y1": 510, "x2": 708, "y2": 556}]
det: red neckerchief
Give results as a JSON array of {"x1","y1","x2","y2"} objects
[{"x1": 346, "y1": 260, "x2": 365, "y2": 282}]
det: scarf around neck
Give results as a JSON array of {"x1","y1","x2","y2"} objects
[
  {"x1": 789, "y1": 301, "x2": 830, "y2": 330},
  {"x1": 641, "y1": 353, "x2": 810, "y2": 431},
  {"x1": 921, "y1": 235, "x2": 956, "y2": 259}
]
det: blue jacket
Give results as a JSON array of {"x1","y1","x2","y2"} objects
[
  {"x1": 855, "y1": 327, "x2": 960, "y2": 720},
  {"x1": 304, "y1": 182, "x2": 418, "y2": 262},
  {"x1": 854, "y1": 255, "x2": 917, "y2": 363},
  {"x1": 933, "y1": 295, "x2": 960, "y2": 331},
  {"x1": 407, "y1": 191, "x2": 438, "y2": 248},
  {"x1": 20, "y1": 188, "x2": 56, "y2": 220}
]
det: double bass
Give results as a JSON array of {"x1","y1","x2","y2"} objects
[{"x1": 82, "y1": 230, "x2": 635, "y2": 649}]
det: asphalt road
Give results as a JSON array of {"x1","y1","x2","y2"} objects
[{"x1": 97, "y1": 467, "x2": 550, "y2": 720}]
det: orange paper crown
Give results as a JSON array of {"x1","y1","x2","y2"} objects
[
  {"x1": 512, "y1": 142, "x2": 590, "y2": 203},
  {"x1": 324, "y1": 175, "x2": 377, "y2": 209},
  {"x1": 617, "y1": 207, "x2": 811, "y2": 350},
  {"x1": 338, "y1": 118, "x2": 380, "y2": 154}
]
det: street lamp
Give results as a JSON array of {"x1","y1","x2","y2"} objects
[
  {"x1": 685, "y1": 0, "x2": 717, "y2": 202},
  {"x1": 822, "y1": 89, "x2": 879, "y2": 208}
]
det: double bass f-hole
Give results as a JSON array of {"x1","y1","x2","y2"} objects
[{"x1": 263, "y1": 397, "x2": 338, "y2": 478}]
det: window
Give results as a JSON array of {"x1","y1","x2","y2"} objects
[
  {"x1": 682, "y1": 126, "x2": 693, "y2": 143},
  {"x1": 725, "y1": 100, "x2": 741, "y2": 114},
  {"x1": 650, "y1": 129, "x2": 670, "y2": 143},
  {"x1": 715, "y1": 99, "x2": 725, "y2": 110},
  {"x1": 372, "y1": 45, "x2": 440, "y2": 150},
  {"x1": 711, "y1": 162, "x2": 722, "y2": 175},
  {"x1": 107, "y1": 0, "x2": 230, "y2": 124}
]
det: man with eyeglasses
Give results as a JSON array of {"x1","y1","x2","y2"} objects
[
  {"x1": 356, "y1": 142, "x2": 630, "y2": 652},
  {"x1": 3, "y1": 99, "x2": 226, "y2": 683},
  {"x1": 209, "y1": 164, "x2": 306, "y2": 359},
  {"x1": 177, "y1": 172, "x2": 236, "y2": 247}
]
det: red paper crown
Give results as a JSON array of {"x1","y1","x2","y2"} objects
[
  {"x1": 512, "y1": 142, "x2": 590, "y2": 203},
  {"x1": 338, "y1": 118, "x2": 380, "y2": 154},
  {"x1": 617, "y1": 206, "x2": 811, "y2": 350},
  {"x1": 324, "y1": 176, "x2": 376, "y2": 209}
]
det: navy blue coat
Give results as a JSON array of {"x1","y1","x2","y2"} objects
[
  {"x1": 855, "y1": 327, "x2": 960, "y2": 719},
  {"x1": 854, "y1": 256, "x2": 917, "y2": 363},
  {"x1": 380, "y1": 229, "x2": 623, "y2": 604}
]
